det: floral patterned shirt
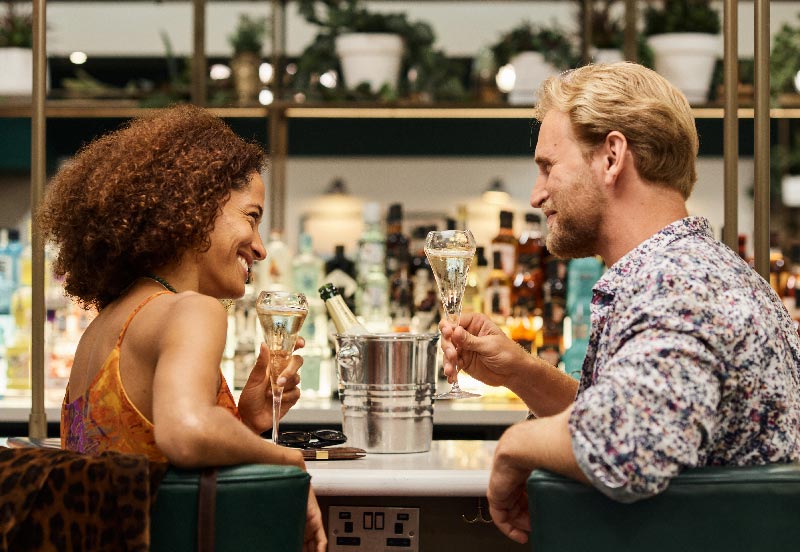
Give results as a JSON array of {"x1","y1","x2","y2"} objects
[{"x1": 569, "y1": 216, "x2": 800, "y2": 503}]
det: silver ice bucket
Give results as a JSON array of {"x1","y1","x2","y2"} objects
[{"x1": 333, "y1": 333, "x2": 439, "y2": 453}]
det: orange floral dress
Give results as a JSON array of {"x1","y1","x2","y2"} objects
[{"x1": 61, "y1": 291, "x2": 239, "y2": 463}]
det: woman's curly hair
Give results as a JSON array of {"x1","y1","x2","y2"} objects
[{"x1": 37, "y1": 104, "x2": 266, "y2": 310}]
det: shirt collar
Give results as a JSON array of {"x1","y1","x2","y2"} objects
[{"x1": 593, "y1": 216, "x2": 713, "y2": 297}]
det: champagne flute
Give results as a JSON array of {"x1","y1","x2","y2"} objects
[
  {"x1": 425, "y1": 229, "x2": 481, "y2": 399},
  {"x1": 255, "y1": 291, "x2": 309, "y2": 444}
]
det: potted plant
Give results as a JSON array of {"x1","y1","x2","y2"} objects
[
  {"x1": 643, "y1": 0, "x2": 721, "y2": 104},
  {"x1": 490, "y1": 22, "x2": 578, "y2": 105},
  {"x1": 0, "y1": 1, "x2": 34, "y2": 96},
  {"x1": 582, "y1": 0, "x2": 625, "y2": 63},
  {"x1": 294, "y1": 0, "x2": 464, "y2": 101},
  {"x1": 228, "y1": 13, "x2": 268, "y2": 105},
  {"x1": 772, "y1": 136, "x2": 800, "y2": 208},
  {"x1": 770, "y1": 15, "x2": 800, "y2": 106}
]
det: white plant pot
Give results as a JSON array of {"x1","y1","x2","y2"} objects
[
  {"x1": 507, "y1": 51, "x2": 560, "y2": 105},
  {"x1": 782, "y1": 174, "x2": 800, "y2": 207},
  {"x1": 0, "y1": 47, "x2": 50, "y2": 96},
  {"x1": 591, "y1": 48, "x2": 624, "y2": 64},
  {"x1": 647, "y1": 33, "x2": 720, "y2": 104},
  {"x1": 335, "y1": 33, "x2": 404, "y2": 92}
]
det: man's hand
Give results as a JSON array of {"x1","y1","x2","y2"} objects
[
  {"x1": 487, "y1": 407, "x2": 588, "y2": 543},
  {"x1": 440, "y1": 312, "x2": 531, "y2": 387}
]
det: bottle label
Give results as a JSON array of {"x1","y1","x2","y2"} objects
[
  {"x1": 485, "y1": 284, "x2": 511, "y2": 317},
  {"x1": 358, "y1": 242, "x2": 385, "y2": 269},
  {"x1": 0, "y1": 254, "x2": 12, "y2": 282},
  {"x1": 492, "y1": 243, "x2": 517, "y2": 278}
]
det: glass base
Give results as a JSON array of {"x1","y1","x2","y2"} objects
[{"x1": 435, "y1": 388, "x2": 481, "y2": 400}]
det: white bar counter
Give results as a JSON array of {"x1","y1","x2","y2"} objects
[
  {"x1": 309, "y1": 440, "x2": 497, "y2": 497},
  {"x1": 0, "y1": 392, "x2": 529, "y2": 427}
]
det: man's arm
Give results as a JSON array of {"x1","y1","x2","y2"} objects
[{"x1": 488, "y1": 405, "x2": 589, "y2": 544}]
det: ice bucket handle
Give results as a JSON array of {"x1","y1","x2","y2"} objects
[{"x1": 336, "y1": 342, "x2": 361, "y2": 374}]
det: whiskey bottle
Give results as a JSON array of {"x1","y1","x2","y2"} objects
[{"x1": 491, "y1": 210, "x2": 517, "y2": 279}]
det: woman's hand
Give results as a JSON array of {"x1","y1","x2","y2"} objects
[
  {"x1": 304, "y1": 488, "x2": 327, "y2": 552},
  {"x1": 238, "y1": 338, "x2": 305, "y2": 434}
]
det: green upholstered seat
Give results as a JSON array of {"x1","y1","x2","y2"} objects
[
  {"x1": 151, "y1": 463, "x2": 309, "y2": 552},
  {"x1": 527, "y1": 464, "x2": 800, "y2": 552}
]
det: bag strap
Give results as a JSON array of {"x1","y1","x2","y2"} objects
[{"x1": 197, "y1": 468, "x2": 217, "y2": 552}]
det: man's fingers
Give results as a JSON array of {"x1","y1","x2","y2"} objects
[{"x1": 489, "y1": 506, "x2": 530, "y2": 544}]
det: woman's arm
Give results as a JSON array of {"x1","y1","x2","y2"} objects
[{"x1": 150, "y1": 294, "x2": 304, "y2": 469}]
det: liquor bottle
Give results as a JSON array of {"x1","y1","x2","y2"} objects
[
  {"x1": 0, "y1": 228, "x2": 23, "y2": 319},
  {"x1": 410, "y1": 267, "x2": 439, "y2": 333},
  {"x1": 562, "y1": 257, "x2": 604, "y2": 379},
  {"x1": 514, "y1": 213, "x2": 545, "y2": 313},
  {"x1": 409, "y1": 225, "x2": 431, "y2": 279},
  {"x1": 356, "y1": 202, "x2": 391, "y2": 332},
  {"x1": 462, "y1": 247, "x2": 484, "y2": 315},
  {"x1": 539, "y1": 258, "x2": 567, "y2": 368},
  {"x1": 518, "y1": 213, "x2": 545, "y2": 269},
  {"x1": 390, "y1": 249, "x2": 413, "y2": 332},
  {"x1": 325, "y1": 245, "x2": 358, "y2": 312},
  {"x1": 769, "y1": 232, "x2": 789, "y2": 296},
  {"x1": 509, "y1": 298, "x2": 536, "y2": 352},
  {"x1": 385, "y1": 204, "x2": 413, "y2": 329},
  {"x1": 292, "y1": 233, "x2": 324, "y2": 301},
  {"x1": 484, "y1": 251, "x2": 511, "y2": 324},
  {"x1": 737, "y1": 233, "x2": 755, "y2": 268},
  {"x1": 783, "y1": 243, "x2": 800, "y2": 336},
  {"x1": 257, "y1": 230, "x2": 292, "y2": 291},
  {"x1": 232, "y1": 284, "x2": 258, "y2": 389},
  {"x1": 0, "y1": 325, "x2": 6, "y2": 397},
  {"x1": 491, "y1": 210, "x2": 517, "y2": 279},
  {"x1": 291, "y1": 232, "x2": 328, "y2": 394},
  {"x1": 319, "y1": 283, "x2": 369, "y2": 335},
  {"x1": 6, "y1": 285, "x2": 31, "y2": 391}
]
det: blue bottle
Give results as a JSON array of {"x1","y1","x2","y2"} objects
[
  {"x1": 562, "y1": 257, "x2": 604, "y2": 379},
  {"x1": 0, "y1": 229, "x2": 16, "y2": 316}
]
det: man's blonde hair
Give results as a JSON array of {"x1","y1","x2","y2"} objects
[{"x1": 533, "y1": 62, "x2": 698, "y2": 199}]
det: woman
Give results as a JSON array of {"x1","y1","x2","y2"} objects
[{"x1": 37, "y1": 104, "x2": 326, "y2": 551}]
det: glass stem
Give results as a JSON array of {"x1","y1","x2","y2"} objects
[{"x1": 272, "y1": 380, "x2": 284, "y2": 445}]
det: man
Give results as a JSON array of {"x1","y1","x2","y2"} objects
[{"x1": 440, "y1": 62, "x2": 800, "y2": 544}]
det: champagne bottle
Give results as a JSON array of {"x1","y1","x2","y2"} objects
[{"x1": 319, "y1": 283, "x2": 369, "y2": 335}]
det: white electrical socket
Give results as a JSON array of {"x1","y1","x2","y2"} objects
[{"x1": 328, "y1": 506, "x2": 420, "y2": 551}]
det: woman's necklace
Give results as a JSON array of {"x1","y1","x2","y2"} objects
[{"x1": 144, "y1": 273, "x2": 178, "y2": 293}]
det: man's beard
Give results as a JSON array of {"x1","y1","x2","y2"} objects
[{"x1": 544, "y1": 173, "x2": 605, "y2": 259}]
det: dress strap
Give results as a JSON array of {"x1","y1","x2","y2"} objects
[{"x1": 116, "y1": 291, "x2": 173, "y2": 347}]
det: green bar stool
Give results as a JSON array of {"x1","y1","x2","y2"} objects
[
  {"x1": 152, "y1": 464, "x2": 309, "y2": 552},
  {"x1": 528, "y1": 464, "x2": 800, "y2": 552}
]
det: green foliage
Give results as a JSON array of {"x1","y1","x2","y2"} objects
[
  {"x1": 490, "y1": 22, "x2": 578, "y2": 70},
  {"x1": 643, "y1": 0, "x2": 721, "y2": 36},
  {"x1": 771, "y1": 17, "x2": 800, "y2": 96},
  {"x1": 228, "y1": 14, "x2": 268, "y2": 55},
  {"x1": 294, "y1": 0, "x2": 465, "y2": 101},
  {"x1": 0, "y1": 2, "x2": 33, "y2": 48}
]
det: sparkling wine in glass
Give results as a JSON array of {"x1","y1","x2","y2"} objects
[
  {"x1": 256, "y1": 291, "x2": 309, "y2": 444},
  {"x1": 425, "y1": 229, "x2": 480, "y2": 399}
]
